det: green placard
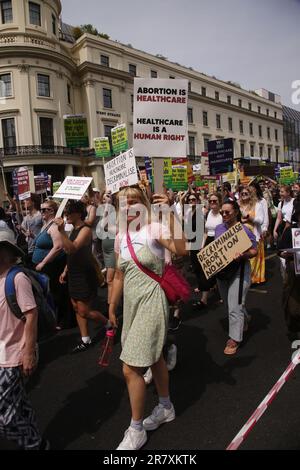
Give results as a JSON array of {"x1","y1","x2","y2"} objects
[
  {"x1": 52, "y1": 181, "x2": 61, "y2": 195},
  {"x1": 171, "y1": 166, "x2": 188, "y2": 191},
  {"x1": 94, "y1": 137, "x2": 111, "y2": 158},
  {"x1": 111, "y1": 124, "x2": 129, "y2": 155},
  {"x1": 64, "y1": 116, "x2": 89, "y2": 149},
  {"x1": 163, "y1": 159, "x2": 173, "y2": 189}
]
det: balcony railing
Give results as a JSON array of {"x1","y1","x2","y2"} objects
[{"x1": 0, "y1": 146, "x2": 96, "y2": 158}]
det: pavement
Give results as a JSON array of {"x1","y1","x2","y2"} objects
[{"x1": 1, "y1": 252, "x2": 300, "y2": 451}]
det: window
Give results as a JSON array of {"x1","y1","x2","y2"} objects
[
  {"x1": 228, "y1": 117, "x2": 233, "y2": 131},
  {"x1": 29, "y1": 2, "x2": 41, "y2": 26},
  {"x1": 101, "y1": 55, "x2": 109, "y2": 67},
  {"x1": 52, "y1": 14, "x2": 56, "y2": 35},
  {"x1": 274, "y1": 111, "x2": 277, "y2": 119},
  {"x1": 169, "y1": 75, "x2": 175, "y2": 79},
  {"x1": 268, "y1": 147, "x2": 271, "y2": 159},
  {"x1": 104, "y1": 125, "x2": 114, "y2": 152},
  {"x1": 240, "y1": 143, "x2": 245, "y2": 157},
  {"x1": 2, "y1": 118, "x2": 16, "y2": 149},
  {"x1": 188, "y1": 81, "x2": 191, "y2": 92},
  {"x1": 203, "y1": 137, "x2": 210, "y2": 152},
  {"x1": 276, "y1": 148, "x2": 279, "y2": 162},
  {"x1": 131, "y1": 94, "x2": 134, "y2": 113},
  {"x1": 266, "y1": 108, "x2": 269, "y2": 116},
  {"x1": 249, "y1": 122, "x2": 253, "y2": 136},
  {"x1": 188, "y1": 107, "x2": 193, "y2": 124},
  {"x1": 203, "y1": 111, "x2": 208, "y2": 126},
  {"x1": 258, "y1": 106, "x2": 261, "y2": 114},
  {"x1": 215, "y1": 91, "x2": 219, "y2": 100},
  {"x1": 128, "y1": 64, "x2": 136, "y2": 77},
  {"x1": 259, "y1": 146, "x2": 263, "y2": 158},
  {"x1": 151, "y1": 70, "x2": 157, "y2": 78},
  {"x1": 239, "y1": 120, "x2": 244, "y2": 134},
  {"x1": 189, "y1": 136, "x2": 195, "y2": 156},
  {"x1": 227, "y1": 95, "x2": 231, "y2": 104},
  {"x1": 103, "y1": 88, "x2": 112, "y2": 108},
  {"x1": 275, "y1": 129, "x2": 278, "y2": 141},
  {"x1": 238, "y1": 99, "x2": 242, "y2": 107},
  {"x1": 216, "y1": 114, "x2": 221, "y2": 129},
  {"x1": 250, "y1": 144, "x2": 254, "y2": 157},
  {"x1": 1, "y1": 0, "x2": 13, "y2": 23},
  {"x1": 248, "y1": 103, "x2": 252, "y2": 111},
  {"x1": 201, "y1": 86, "x2": 206, "y2": 97},
  {"x1": 267, "y1": 127, "x2": 270, "y2": 139},
  {"x1": 259, "y1": 125, "x2": 262, "y2": 138},
  {"x1": 0, "y1": 73, "x2": 12, "y2": 97},
  {"x1": 37, "y1": 74, "x2": 50, "y2": 97},
  {"x1": 67, "y1": 84, "x2": 71, "y2": 104},
  {"x1": 40, "y1": 117, "x2": 54, "y2": 148}
]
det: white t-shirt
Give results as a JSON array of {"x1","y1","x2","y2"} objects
[
  {"x1": 277, "y1": 198, "x2": 294, "y2": 223},
  {"x1": 205, "y1": 211, "x2": 223, "y2": 237}
]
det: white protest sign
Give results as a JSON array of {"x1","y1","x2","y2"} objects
[
  {"x1": 292, "y1": 228, "x2": 300, "y2": 275},
  {"x1": 104, "y1": 148, "x2": 138, "y2": 194},
  {"x1": 197, "y1": 223, "x2": 252, "y2": 280},
  {"x1": 201, "y1": 155, "x2": 210, "y2": 177},
  {"x1": 54, "y1": 177, "x2": 93, "y2": 200},
  {"x1": 133, "y1": 78, "x2": 188, "y2": 158}
]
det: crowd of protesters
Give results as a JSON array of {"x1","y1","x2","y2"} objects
[{"x1": 1, "y1": 175, "x2": 300, "y2": 450}]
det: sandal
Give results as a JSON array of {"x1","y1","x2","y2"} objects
[{"x1": 224, "y1": 339, "x2": 239, "y2": 355}]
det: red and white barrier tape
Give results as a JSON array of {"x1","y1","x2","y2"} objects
[{"x1": 226, "y1": 349, "x2": 300, "y2": 450}]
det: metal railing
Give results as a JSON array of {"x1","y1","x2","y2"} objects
[{"x1": 0, "y1": 145, "x2": 96, "y2": 157}]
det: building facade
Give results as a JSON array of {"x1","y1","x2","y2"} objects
[
  {"x1": 283, "y1": 106, "x2": 300, "y2": 170},
  {"x1": 0, "y1": 0, "x2": 284, "y2": 198}
]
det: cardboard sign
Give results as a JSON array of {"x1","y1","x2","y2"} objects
[
  {"x1": 54, "y1": 176, "x2": 93, "y2": 200},
  {"x1": 104, "y1": 148, "x2": 138, "y2": 194},
  {"x1": 94, "y1": 137, "x2": 111, "y2": 158},
  {"x1": 197, "y1": 222, "x2": 252, "y2": 280},
  {"x1": 208, "y1": 138, "x2": 234, "y2": 175},
  {"x1": 292, "y1": 228, "x2": 300, "y2": 275},
  {"x1": 64, "y1": 114, "x2": 89, "y2": 149},
  {"x1": 133, "y1": 78, "x2": 188, "y2": 157},
  {"x1": 17, "y1": 167, "x2": 31, "y2": 201},
  {"x1": 111, "y1": 124, "x2": 129, "y2": 155}
]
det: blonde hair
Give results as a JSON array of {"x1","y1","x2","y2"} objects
[
  {"x1": 117, "y1": 186, "x2": 151, "y2": 215},
  {"x1": 239, "y1": 186, "x2": 257, "y2": 210},
  {"x1": 43, "y1": 200, "x2": 58, "y2": 212}
]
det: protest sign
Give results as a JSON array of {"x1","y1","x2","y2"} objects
[
  {"x1": 52, "y1": 181, "x2": 61, "y2": 195},
  {"x1": 111, "y1": 124, "x2": 129, "y2": 155},
  {"x1": 17, "y1": 167, "x2": 31, "y2": 200},
  {"x1": 104, "y1": 148, "x2": 138, "y2": 194},
  {"x1": 171, "y1": 165, "x2": 188, "y2": 191},
  {"x1": 133, "y1": 78, "x2": 188, "y2": 158},
  {"x1": 12, "y1": 169, "x2": 18, "y2": 197},
  {"x1": 144, "y1": 156, "x2": 153, "y2": 183},
  {"x1": 292, "y1": 228, "x2": 300, "y2": 275},
  {"x1": 201, "y1": 154, "x2": 210, "y2": 177},
  {"x1": 197, "y1": 222, "x2": 252, "y2": 280},
  {"x1": 64, "y1": 114, "x2": 89, "y2": 148},
  {"x1": 279, "y1": 166, "x2": 295, "y2": 184},
  {"x1": 34, "y1": 174, "x2": 47, "y2": 194},
  {"x1": 163, "y1": 159, "x2": 173, "y2": 189},
  {"x1": 54, "y1": 176, "x2": 93, "y2": 200},
  {"x1": 94, "y1": 137, "x2": 111, "y2": 158},
  {"x1": 208, "y1": 138, "x2": 234, "y2": 176}
]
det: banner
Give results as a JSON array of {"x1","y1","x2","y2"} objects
[
  {"x1": 104, "y1": 148, "x2": 138, "y2": 194},
  {"x1": 64, "y1": 114, "x2": 89, "y2": 149},
  {"x1": 197, "y1": 222, "x2": 252, "y2": 280},
  {"x1": 94, "y1": 137, "x2": 111, "y2": 158},
  {"x1": 54, "y1": 177, "x2": 93, "y2": 200},
  {"x1": 17, "y1": 167, "x2": 31, "y2": 201},
  {"x1": 133, "y1": 78, "x2": 188, "y2": 157},
  {"x1": 111, "y1": 124, "x2": 129, "y2": 155},
  {"x1": 208, "y1": 138, "x2": 234, "y2": 175}
]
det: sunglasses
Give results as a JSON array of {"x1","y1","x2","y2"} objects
[
  {"x1": 241, "y1": 192, "x2": 249, "y2": 196},
  {"x1": 220, "y1": 210, "x2": 232, "y2": 216},
  {"x1": 209, "y1": 199, "x2": 218, "y2": 203},
  {"x1": 188, "y1": 198, "x2": 197, "y2": 202},
  {"x1": 41, "y1": 208, "x2": 53, "y2": 213}
]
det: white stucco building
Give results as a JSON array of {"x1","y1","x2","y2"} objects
[{"x1": 0, "y1": 0, "x2": 284, "y2": 198}]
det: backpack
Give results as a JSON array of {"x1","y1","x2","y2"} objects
[{"x1": 5, "y1": 266, "x2": 57, "y2": 342}]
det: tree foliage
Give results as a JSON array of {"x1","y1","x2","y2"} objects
[{"x1": 73, "y1": 24, "x2": 110, "y2": 40}]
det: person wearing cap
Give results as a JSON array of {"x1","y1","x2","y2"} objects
[{"x1": 0, "y1": 229, "x2": 48, "y2": 450}]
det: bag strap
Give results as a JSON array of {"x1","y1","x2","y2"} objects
[
  {"x1": 5, "y1": 267, "x2": 26, "y2": 321},
  {"x1": 126, "y1": 232, "x2": 162, "y2": 284}
]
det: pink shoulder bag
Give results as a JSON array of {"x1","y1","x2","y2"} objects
[{"x1": 126, "y1": 231, "x2": 191, "y2": 305}]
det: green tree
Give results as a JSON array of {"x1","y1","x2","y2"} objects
[{"x1": 73, "y1": 24, "x2": 110, "y2": 40}]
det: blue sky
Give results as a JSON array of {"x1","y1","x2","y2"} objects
[{"x1": 62, "y1": 0, "x2": 300, "y2": 109}]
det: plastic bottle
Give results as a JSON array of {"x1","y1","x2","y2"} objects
[{"x1": 98, "y1": 329, "x2": 115, "y2": 367}]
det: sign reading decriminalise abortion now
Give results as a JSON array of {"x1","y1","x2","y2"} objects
[
  {"x1": 133, "y1": 78, "x2": 188, "y2": 158},
  {"x1": 104, "y1": 148, "x2": 138, "y2": 194},
  {"x1": 54, "y1": 177, "x2": 93, "y2": 200},
  {"x1": 197, "y1": 223, "x2": 252, "y2": 280}
]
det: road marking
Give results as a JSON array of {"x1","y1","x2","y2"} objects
[{"x1": 265, "y1": 253, "x2": 277, "y2": 261}]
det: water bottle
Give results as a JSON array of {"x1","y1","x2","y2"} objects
[{"x1": 98, "y1": 329, "x2": 115, "y2": 367}]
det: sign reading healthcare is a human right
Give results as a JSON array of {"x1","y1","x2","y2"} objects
[{"x1": 133, "y1": 79, "x2": 188, "y2": 158}]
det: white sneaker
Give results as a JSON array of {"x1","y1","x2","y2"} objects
[
  {"x1": 166, "y1": 344, "x2": 177, "y2": 371},
  {"x1": 143, "y1": 368, "x2": 153, "y2": 385},
  {"x1": 143, "y1": 404, "x2": 175, "y2": 431},
  {"x1": 116, "y1": 427, "x2": 147, "y2": 450}
]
